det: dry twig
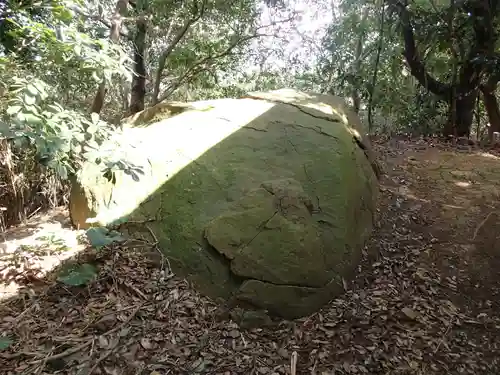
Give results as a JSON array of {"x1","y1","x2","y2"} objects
[
  {"x1": 472, "y1": 211, "x2": 495, "y2": 240},
  {"x1": 27, "y1": 340, "x2": 92, "y2": 365},
  {"x1": 290, "y1": 351, "x2": 298, "y2": 375}
]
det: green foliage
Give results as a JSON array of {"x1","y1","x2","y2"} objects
[
  {"x1": 57, "y1": 263, "x2": 97, "y2": 286},
  {"x1": 0, "y1": 0, "x2": 137, "y2": 182},
  {"x1": 148, "y1": 0, "x2": 262, "y2": 101},
  {"x1": 55, "y1": 226, "x2": 125, "y2": 286},
  {"x1": 402, "y1": 91, "x2": 449, "y2": 135},
  {"x1": 319, "y1": 0, "x2": 408, "y2": 115},
  {"x1": 0, "y1": 336, "x2": 13, "y2": 351},
  {"x1": 317, "y1": 0, "x2": 481, "y2": 135},
  {"x1": 4, "y1": 0, "x2": 496, "y2": 229},
  {"x1": 2, "y1": 77, "x2": 93, "y2": 177},
  {"x1": 86, "y1": 226, "x2": 125, "y2": 248},
  {"x1": 0, "y1": 75, "x2": 135, "y2": 180}
]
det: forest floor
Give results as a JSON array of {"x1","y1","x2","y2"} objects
[{"x1": 1, "y1": 138, "x2": 500, "y2": 374}]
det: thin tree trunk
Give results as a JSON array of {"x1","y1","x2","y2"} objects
[
  {"x1": 367, "y1": 0, "x2": 385, "y2": 131},
  {"x1": 121, "y1": 79, "x2": 130, "y2": 112},
  {"x1": 351, "y1": 7, "x2": 370, "y2": 114},
  {"x1": 483, "y1": 91, "x2": 500, "y2": 142},
  {"x1": 480, "y1": 77, "x2": 500, "y2": 142},
  {"x1": 90, "y1": 0, "x2": 129, "y2": 114},
  {"x1": 152, "y1": 0, "x2": 207, "y2": 104},
  {"x1": 129, "y1": 0, "x2": 148, "y2": 115},
  {"x1": 152, "y1": 19, "x2": 196, "y2": 105},
  {"x1": 447, "y1": 0, "x2": 458, "y2": 137},
  {"x1": 475, "y1": 94, "x2": 482, "y2": 140}
]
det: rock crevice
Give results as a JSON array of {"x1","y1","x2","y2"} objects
[{"x1": 70, "y1": 88, "x2": 379, "y2": 319}]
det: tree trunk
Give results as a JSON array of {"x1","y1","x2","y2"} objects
[
  {"x1": 90, "y1": 0, "x2": 129, "y2": 114},
  {"x1": 481, "y1": 90, "x2": 500, "y2": 142},
  {"x1": 151, "y1": 1, "x2": 207, "y2": 104},
  {"x1": 91, "y1": 84, "x2": 107, "y2": 114},
  {"x1": 390, "y1": 0, "x2": 499, "y2": 137},
  {"x1": 443, "y1": 91, "x2": 477, "y2": 137},
  {"x1": 483, "y1": 90, "x2": 500, "y2": 142},
  {"x1": 479, "y1": 75, "x2": 500, "y2": 142},
  {"x1": 475, "y1": 94, "x2": 482, "y2": 139},
  {"x1": 121, "y1": 79, "x2": 130, "y2": 112},
  {"x1": 367, "y1": 0, "x2": 385, "y2": 131},
  {"x1": 152, "y1": 19, "x2": 196, "y2": 105},
  {"x1": 129, "y1": 1, "x2": 148, "y2": 115},
  {"x1": 351, "y1": 7, "x2": 370, "y2": 114}
]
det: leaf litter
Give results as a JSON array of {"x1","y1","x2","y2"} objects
[{"x1": 1, "y1": 137, "x2": 500, "y2": 374}]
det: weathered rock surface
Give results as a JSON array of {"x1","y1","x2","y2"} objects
[{"x1": 70, "y1": 89, "x2": 379, "y2": 319}]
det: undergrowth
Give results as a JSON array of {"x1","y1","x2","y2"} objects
[{"x1": 0, "y1": 139, "x2": 67, "y2": 230}]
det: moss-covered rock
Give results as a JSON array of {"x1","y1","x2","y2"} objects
[{"x1": 70, "y1": 89, "x2": 379, "y2": 320}]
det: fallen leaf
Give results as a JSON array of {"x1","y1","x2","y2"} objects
[
  {"x1": 228, "y1": 330, "x2": 240, "y2": 338},
  {"x1": 278, "y1": 347, "x2": 288, "y2": 358},
  {"x1": 401, "y1": 307, "x2": 418, "y2": 320},
  {"x1": 0, "y1": 337, "x2": 13, "y2": 350},
  {"x1": 140, "y1": 338, "x2": 154, "y2": 350},
  {"x1": 98, "y1": 335, "x2": 109, "y2": 349},
  {"x1": 2, "y1": 138, "x2": 499, "y2": 375}
]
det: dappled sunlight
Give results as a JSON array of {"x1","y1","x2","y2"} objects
[
  {"x1": 0, "y1": 208, "x2": 85, "y2": 301},
  {"x1": 4, "y1": 0, "x2": 500, "y2": 369},
  {"x1": 83, "y1": 89, "x2": 362, "y2": 228},
  {"x1": 382, "y1": 184, "x2": 466, "y2": 210},
  {"x1": 4, "y1": 136, "x2": 500, "y2": 374},
  {"x1": 345, "y1": 125, "x2": 361, "y2": 139},
  {"x1": 390, "y1": 146, "x2": 500, "y2": 210},
  {"x1": 1, "y1": 90, "x2": 383, "y2": 374},
  {"x1": 330, "y1": 107, "x2": 349, "y2": 125},
  {"x1": 246, "y1": 88, "x2": 314, "y2": 102},
  {"x1": 388, "y1": 185, "x2": 431, "y2": 203},
  {"x1": 455, "y1": 181, "x2": 471, "y2": 188},
  {"x1": 91, "y1": 99, "x2": 277, "y2": 226},
  {"x1": 477, "y1": 151, "x2": 500, "y2": 160},
  {"x1": 248, "y1": 89, "x2": 351, "y2": 126},
  {"x1": 443, "y1": 203, "x2": 467, "y2": 210},
  {"x1": 68, "y1": 88, "x2": 382, "y2": 324}
]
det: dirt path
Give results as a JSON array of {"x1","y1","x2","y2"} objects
[
  {"x1": 1, "y1": 140, "x2": 500, "y2": 374},
  {"x1": 362, "y1": 139, "x2": 500, "y2": 374}
]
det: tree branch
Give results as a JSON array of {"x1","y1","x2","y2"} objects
[
  {"x1": 388, "y1": 0, "x2": 451, "y2": 97},
  {"x1": 455, "y1": 0, "x2": 499, "y2": 95},
  {"x1": 90, "y1": 0, "x2": 129, "y2": 114},
  {"x1": 152, "y1": 0, "x2": 208, "y2": 104},
  {"x1": 69, "y1": 4, "x2": 132, "y2": 39},
  {"x1": 158, "y1": 33, "x2": 271, "y2": 102},
  {"x1": 153, "y1": 10, "x2": 293, "y2": 103}
]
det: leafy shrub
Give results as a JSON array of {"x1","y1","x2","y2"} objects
[
  {"x1": 2, "y1": 76, "x2": 116, "y2": 179},
  {"x1": 0, "y1": 0, "x2": 134, "y2": 227}
]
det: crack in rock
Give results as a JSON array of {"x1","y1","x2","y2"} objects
[{"x1": 247, "y1": 95, "x2": 381, "y2": 179}]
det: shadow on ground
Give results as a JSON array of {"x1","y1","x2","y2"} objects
[
  {"x1": 1, "y1": 138, "x2": 500, "y2": 374},
  {"x1": 0, "y1": 208, "x2": 84, "y2": 298}
]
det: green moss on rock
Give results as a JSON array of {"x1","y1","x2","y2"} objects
[{"x1": 70, "y1": 89, "x2": 379, "y2": 321}]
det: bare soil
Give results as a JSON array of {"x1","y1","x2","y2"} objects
[{"x1": 1, "y1": 138, "x2": 500, "y2": 375}]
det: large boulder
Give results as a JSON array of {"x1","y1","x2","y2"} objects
[{"x1": 70, "y1": 89, "x2": 380, "y2": 319}]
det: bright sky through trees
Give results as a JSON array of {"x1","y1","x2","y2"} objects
[{"x1": 247, "y1": 0, "x2": 334, "y2": 73}]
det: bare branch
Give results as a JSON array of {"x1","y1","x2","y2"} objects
[
  {"x1": 158, "y1": 33, "x2": 271, "y2": 102},
  {"x1": 91, "y1": 0, "x2": 129, "y2": 114},
  {"x1": 255, "y1": 16, "x2": 296, "y2": 31},
  {"x1": 152, "y1": 0, "x2": 208, "y2": 104},
  {"x1": 388, "y1": 0, "x2": 450, "y2": 97},
  {"x1": 69, "y1": 4, "x2": 131, "y2": 39},
  {"x1": 152, "y1": 8, "x2": 295, "y2": 103}
]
